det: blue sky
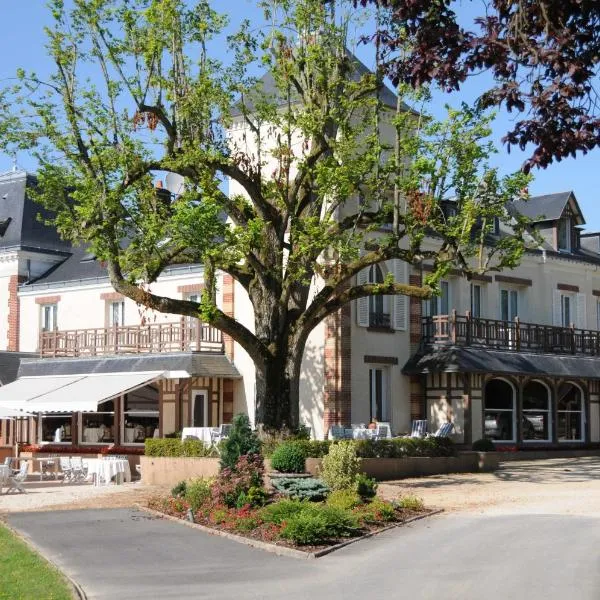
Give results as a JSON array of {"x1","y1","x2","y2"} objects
[{"x1": 1, "y1": 1, "x2": 599, "y2": 229}]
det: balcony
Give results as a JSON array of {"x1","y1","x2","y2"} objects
[
  {"x1": 422, "y1": 311, "x2": 600, "y2": 356},
  {"x1": 39, "y1": 319, "x2": 224, "y2": 358}
]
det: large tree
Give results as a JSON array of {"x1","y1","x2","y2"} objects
[
  {"x1": 0, "y1": 0, "x2": 530, "y2": 428},
  {"x1": 359, "y1": 0, "x2": 600, "y2": 172}
]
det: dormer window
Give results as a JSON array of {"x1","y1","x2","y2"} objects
[{"x1": 557, "y1": 218, "x2": 571, "y2": 252}]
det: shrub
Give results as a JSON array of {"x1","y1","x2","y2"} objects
[
  {"x1": 272, "y1": 477, "x2": 329, "y2": 501},
  {"x1": 279, "y1": 504, "x2": 359, "y2": 545},
  {"x1": 236, "y1": 485, "x2": 269, "y2": 509},
  {"x1": 355, "y1": 473, "x2": 378, "y2": 500},
  {"x1": 259, "y1": 424, "x2": 312, "y2": 457},
  {"x1": 212, "y1": 453, "x2": 265, "y2": 508},
  {"x1": 287, "y1": 440, "x2": 331, "y2": 458},
  {"x1": 260, "y1": 499, "x2": 307, "y2": 524},
  {"x1": 326, "y1": 489, "x2": 362, "y2": 511},
  {"x1": 320, "y1": 442, "x2": 360, "y2": 491},
  {"x1": 270, "y1": 442, "x2": 306, "y2": 473},
  {"x1": 184, "y1": 478, "x2": 212, "y2": 512},
  {"x1": 472, "y1": 438, "x2": 496, "y2": 452},
  {"x1": 220, "y1": 414, "x2": 262, "y2": 471},
  {"x1": 396, "y1": 495, "x2": 424, "y2": 511},
  {"x1": 171, "y1": 480, "x2": 187, "y2": 498},
  {"x1": 145, "y1": 438, "x2": 217, "y2": 457},
  {"x1": 355, "y1": 498, "x2": 398, "y2": 524}
]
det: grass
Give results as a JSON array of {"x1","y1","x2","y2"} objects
[{"x1": 0, "y1": 523, "x2": 73, "y2": 600}]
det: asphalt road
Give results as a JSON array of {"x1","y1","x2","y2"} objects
[{"x1": 7, "y1": 508, "x2": 600, "y2": 600}]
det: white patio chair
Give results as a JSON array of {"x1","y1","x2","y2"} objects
[
  {"x1": 374, "y1": 422, "x2": 392, "y2": 440},
  {"x1": 69, "y1": 456, "x2": 88, "y2": 482},
  {"x1": 219, "y1": 423, "x2": 232, "y2": 438},
  {"x1": 5, "y1": 460, "x2": 28, "y2": 494},
  {"x1": 59, "y1": 457, "x2": 73, "y2": 483}
]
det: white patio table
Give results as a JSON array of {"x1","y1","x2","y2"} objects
[
  {"x1": 0, "y1": 464, "x2": 10, "y2": 492},
  {"x1": 84, "y1": 458, "x2": 131, "y2": 486},
  {"x1": 181, "y1": 427, "x2": 214, "y2": 445},
  {"x1": 351, "y1": 428, "x2": 376, "y2": 440}
]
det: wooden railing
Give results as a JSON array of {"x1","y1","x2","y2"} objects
[
  {"x1": 39, "y1": 319, "x2": 224, "y2": 358},
  {"x1": 422, "y1": 311, "x2": 600, "y2": 356}
]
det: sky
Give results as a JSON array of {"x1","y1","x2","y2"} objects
[{"x1": 1, "y1": 1, "x2": 599, "y2": 230}]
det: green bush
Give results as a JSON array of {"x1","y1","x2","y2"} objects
[
  {"x1": 171, "y1": 480, "x2": 187, "y2": 498},
  {"x1": 320, "y1": 442, "x2": 360, "y2": 491},
  {"x1": 260, "y1": 499, "x2": 307, "y2": 524},
  {"x1": 236, "y1": 486, "x2": 269, "y2": 508},
  {"x1": 270, "y1": 442, "x2": 306, "y2": 473},
  {"x1": 184, "y1": 478, "x2": 212, "y2": 512},
  {"x1": 355, "y1": 473, "x2": 378, "y2": 500},
  {"x1": 145, "y1": 438, "x2": 217, "y2": 457},
  {"x1": 220, "y1": 414, "x2": 262, "y2": 471},
  {"x1": 472, "y1": 438, "x2": 496, "y2": 452},
  {"x1": 396, "y1": 495, "x2": 424, "y2": 511},
  {"x1": 326, "y1": 489, "x2": 362, "y2": 511},
  {"x1": 272, "y1": 477, "x2": 329, "y2": 501},
  {"x1": 285, "y1": 440, "x2": 331, "y2": 458},
  {"x1": 356, "y1": 498, "x2": 398, "y2": 524},
  {"x1": 279, "y1": 504, "x2": 359, "y2": 545}
]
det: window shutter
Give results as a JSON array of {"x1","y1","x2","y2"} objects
[
  {"x1": 576, "y1": 293, "x2": 586, "y2": 329},
  {"x1": 356, "y1": 267, "x2": 369, "y2": 327},
  {"x1": 552, "y1": 290, "x2": 562, "y2": 326},
  {"x1": 393, "y1": 259, "x2": 408, "y2": 331}
]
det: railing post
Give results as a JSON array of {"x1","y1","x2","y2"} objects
[
  {"x1": 465, "y1": 310, "x2": 471, "y2": 345},
  {"x1": 451, "y1": 309, "x2": 457, "y2": 344},
  {"x1": 196, "y1": 319, "x2": 202, "y2": 351},
  {"x1": 515, "y1": 316, "x2": 520, "y2": 351},
  {"x1": 570, "y1": 323, "x2": 575, "y2": 354}
]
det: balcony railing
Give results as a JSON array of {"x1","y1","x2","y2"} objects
[
  {"x1": 39, "y1": 319, "x2": 224, "y2": 358},
  {"x1": 422, "y1": 311, "x2": 600, "y2": 356}
]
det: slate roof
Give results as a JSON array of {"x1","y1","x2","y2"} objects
[
  {"x1": 0, "y1": 170, "x2": 71, "y2": 253},
  {"x1": 0, "y1": 352, "x2": 37, "y2": 386},
  {"x1": 511, "y1": 191, "x2": 584, "y2": 225},
  {"x1": 18, "y1": 352, "x2": 241, "y2": 379},
  {"x1": 403, "y1": 346, "x2": 600, "y2": 380}
]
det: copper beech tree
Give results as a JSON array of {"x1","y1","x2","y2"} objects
[{"x1": 0, "y1": 0, "x2": 531, "y2": 428}]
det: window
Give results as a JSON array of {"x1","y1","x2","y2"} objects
[
  {"x1": 425, "y1": 280, "x2": 450, "y2": 317},
  {"x1": 41, "y1": 304, "x2": 57, "y2": 331},
  {"x1": 470, "y1": 284, "x2": 482, "y2": 318},
  {"x1": 500, "y1": 289, "x2": 518, "y2": 321},
  {"x1": 557, "y1": 383, "x2": 584, "y2": 442},
  {"x1": 368, "y1": 265, "x2": 390, "y2": 327},
  {"x1": 192, "y1": 390, "x2": 209, "y2": 427},
  {"x1": 522, "y1": 381, "x2": 551, "y2": 442},
  {"x1": 108, "y1": 301, "x2": 125, "y2": 326},
  {"x1": 40, "y1": 414, "x2": 72, "y2": 443},
  {"x1": 123, "y1": 385, "x2": 159, "y2": 444},
  {"x1": 484, "y1": 379, "x2": 515, "y2": 442},
  {"x1": 557, "y1": 218, "x2": 571, "y2": 252},
  {"x1": 81, "y1": 400, "x2": 114, "y2": 444},
  {"x1": 561, "y1": 294, "x2": 572, "y2": 327},
  {"x1": 369, "y1": 367, "x2": 389, "y2": 422}
]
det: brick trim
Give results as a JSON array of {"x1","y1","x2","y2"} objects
[
  {"x1": 100, "y1": 292, "x2": 124, "y2": 301},
  {"x1": 177, "y1": 283, "x2": 204, "y2": 294},
  {"x1": 7, "y1": 275, "x2": 26, "y2": 351},
  {"x1": 363, "y1": 355, "x2": 398, "y2": 365},
  {"x1": 494, "y1": 275, "x2": 532, "y2": 287},
  {"x1": 557, "y1": 283, "x2": 579, "y2": 293},
  {"x1": 35, "y1": 295, "x2": 61, "y2": 305},
  {"x1": 222, "y1": 275, "x2": 235, "y2": 360}
]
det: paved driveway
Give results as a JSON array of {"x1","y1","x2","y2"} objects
[{"x1": 8, "y1": 506, "x2": 600, "y2": 600}]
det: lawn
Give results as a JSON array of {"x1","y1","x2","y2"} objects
[{"x1": 0, "y1": 523, "x2": 73, "y2": 600}]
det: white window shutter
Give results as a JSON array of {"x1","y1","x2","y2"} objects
[
  {"x1": 552, "y1": 290, "x2": 562, "y2": 326},
  {"x1": 356, "y1": 267, "x2": 369, "y2": 327},
  {"x1": 576, "y1": 293, "x2": 586, "y2": 329},
  {"x1": 393, "y1": 259, "x2": 408, "y2": 331}
]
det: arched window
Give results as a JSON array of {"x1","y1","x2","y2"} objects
[
  {"x1": 522, "y1": 381, "x2": 551, "y2": 441},
  {"x1": 557, "y1": 383, "x2": 584, "y2": 442},
  {"x1": 368, "y1": 265, "x2": 390, "y2": 328},
  {"x1": 484, "y1": 379, "x2": 515, "y2": 442}
]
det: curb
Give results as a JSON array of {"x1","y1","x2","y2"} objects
[
  {"x1": 0, "y1": 519, "x2": 88, "y2": 600},
  {"x1": 136, "y1": 505, "x2": 444, "y2": 560}
]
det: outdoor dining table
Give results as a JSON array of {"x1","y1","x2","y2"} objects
[
  {"x1": 83, "y1": 458, "x2": 131, "y2": 487},
  {"x1": 181, "y1": 427, "x2": 214, "y2": 445}
]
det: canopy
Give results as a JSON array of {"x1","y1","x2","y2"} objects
[
  {"x1": 0, "y1": 371, "x2": 164, "y2": 413},
  {"x1": 0, "y1": 405, "x2": 33, "y2": 419}
]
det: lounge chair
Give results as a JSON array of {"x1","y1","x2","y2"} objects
[
  {"x1": 405, "y1": 420, "x2": 428, "y2": 438},
  {"x1": 5, "y1": 460, "x2": 28, "y2": 494},
  {"x1": 429, "y1": 422, "x2": 454, "y2": 438}
]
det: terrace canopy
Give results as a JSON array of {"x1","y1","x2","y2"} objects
[{"x1": 0, "y1": 371, "x2": 165, "y2": 413}]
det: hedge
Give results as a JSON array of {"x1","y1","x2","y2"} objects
[{"x1": 144, "y1": 438, "x2": 218, "y2": 457}]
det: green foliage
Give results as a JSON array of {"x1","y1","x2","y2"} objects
[
  {"x1": 270, "y1": 442, "x2": 306, "y2": 473},
  {"x1": 171, "y1": 480, "x2": 187, "y2": 498},
  {"x1": 355, "y1": 474, "x2": 378, "y2": 500},
  {"x1": 352, "y1": 437, "x2": 456, "y2": 459},
  {"x1": 236, "y1": 486, "x2": 269, "y2": 509},
  {"x1": 145, "y1": 438, "x2": 217, "y2": 458},
  {"x1": 184, "y1": 478, "x2": 213, "y2": 512},
  {"x1": 212, "y1": 453, "x2": 265, "y2": 508},
  {"x1": 272, "y1": 477, "x2": 329, "y2": 501},
  {"x1": 472, "y1": 438, "x2": 496, "y2": 452},
  {"x1": 280, "y1": 440, "x2": 331, "y2": 459},
  {"x1": 320, "y1": 442, "x2": 360, "y2": 491},
  {"x1": 396, "y1": 495, "x2": 425, "y2": 511},
  {"x1": 355, "y1": 498, "x2": 398, "y2": 524},
  {"x1": 326, "y1": 489, "x2": 362, "y2": 511},
  {"x1": 260, "y1": 499, "x2": 307, "y2": 525},
  {"x1": 220, "y1": 414, "x2": 262, "y2": 471}
]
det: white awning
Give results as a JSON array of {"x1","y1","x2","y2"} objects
[
  {"x1": 0, "y1": 406, "x2": 34, "y2": 419},
  {"x1": 0, "y1": 372, "x2": 164, "y2": 413}
]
